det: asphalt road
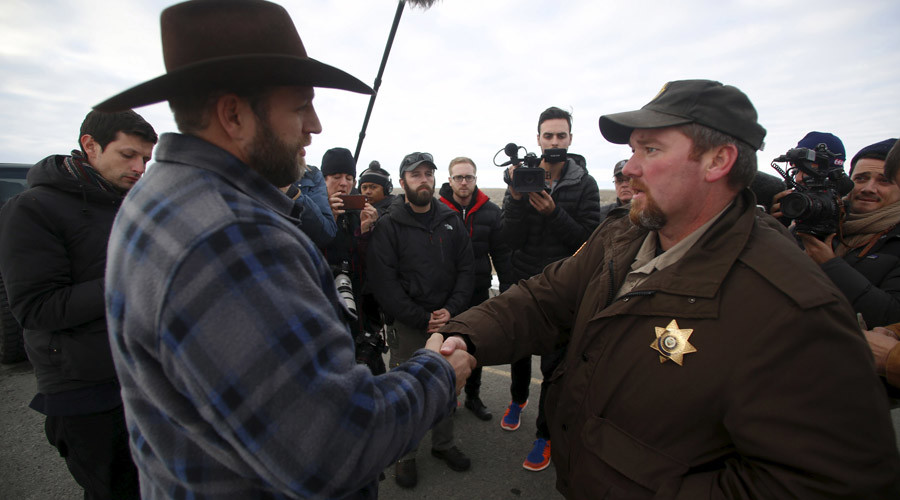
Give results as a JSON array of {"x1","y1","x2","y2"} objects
[
  {"x1": 4, "y1": 355, "x2": 900, "y2": 499},
  {"x1": 0, "y1": 356, "x2": 563, "y2": 499}
]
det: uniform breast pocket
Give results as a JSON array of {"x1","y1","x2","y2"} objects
[{"x1": 573, "y1": 416, "x2": 688, "y2": 499}]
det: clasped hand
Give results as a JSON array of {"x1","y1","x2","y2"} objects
[{"x1": 425, "y1": 333, "x2": 474, "y2": 394}]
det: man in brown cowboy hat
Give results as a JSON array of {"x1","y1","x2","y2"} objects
[{"x1": 98, "y1": 1, "x2": 474, "y2": 498}]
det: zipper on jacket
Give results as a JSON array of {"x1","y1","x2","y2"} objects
[
  {"x1": 606, "y1": 258, "x2": 657, "y2": 307},
  {"x1": 605, "y1": 260, "x2": 616, "y2": 308}
]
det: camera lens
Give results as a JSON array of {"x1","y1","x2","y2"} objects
[
  {"x1": 334, "y1": 273, "x2": 357, "y2": 315},
  {"x1": 781, "y1": 192, "x2": 812, "y2": 219}
]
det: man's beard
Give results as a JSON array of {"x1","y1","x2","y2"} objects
[
  {"x1": 405, "y1": 183, "x2": 434, "y2": 207},
  {"x1": 629, "y1": 183, "x2": 667, "y2": 231},
  {"x1": 247, "y1": 118, "x2": 306, "y2": 187}
]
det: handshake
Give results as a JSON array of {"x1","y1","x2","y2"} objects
[{"x1": 424, "y1": 333, "x2": 475, "y2": 394}]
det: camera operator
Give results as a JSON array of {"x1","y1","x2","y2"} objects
[
  {"x1": 501, "y1": 106, "x2": 601, "y2": 472},
  {"x1": 797, "y1": 138, "x2": 900, "y2": 327},
  {"x1": 320, "y1": 147, "x2": 385, "y2": 373},
  {"x1": 770, "y1": 131, "x2": 845, "y2": 223},
  {"x1": 599, "y1": 159, "x2": 633, "y2": 221}
]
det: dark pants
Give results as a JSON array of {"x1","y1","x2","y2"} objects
[
  {"x1": 464, "y1": 288, "x2": 490, "y2": 400},
  {"x1": 44, "y1": 405, "x2": 140, "y2": 500},
  {"x1": 509, "y1": 347, "x2": 566, "y2": 440}
]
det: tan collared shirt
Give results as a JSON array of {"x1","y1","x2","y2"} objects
[{"x1": 616, "y1": 203, "x2": 732, "y2": 298}]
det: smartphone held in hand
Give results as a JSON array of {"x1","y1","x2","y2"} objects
[{"x1": 338, "y1": 194, "x2": 367, "y2": 210}]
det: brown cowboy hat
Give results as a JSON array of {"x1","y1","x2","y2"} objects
[{"x1": 94, "y1": 0, "x2": 373, "y2": 111}]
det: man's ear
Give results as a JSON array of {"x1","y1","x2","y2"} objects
[
  {"x1": 215, "y1": 93, "x2": 254, "y2": 142},
  {"x1": 705, "y1": 143, "x2": 738, "y2": 183},
  {"x1": 80, "y1": 134, "x2": 100, "y2": 162}
]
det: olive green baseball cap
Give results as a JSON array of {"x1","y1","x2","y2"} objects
[{"x1": 598, "y1": 79, "x2": 766, "y2": 150}]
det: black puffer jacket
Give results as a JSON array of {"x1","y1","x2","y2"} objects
[
  {"x1": 439, "y1": 184, "x2": 515, "y2": 293},
  {"x1": 367, "y1": 196, "x2": 474, "y2": 329},
  {"x1": 502, "y1": 157, "x2": 601, "y2": 280},
  {"x1": 821, "y1": 222, "x2": 900, "y2": 327},
  {"x1": 372, "y1": 193, "x2": 397, "y2": 216},
  {"x1": 0, "y1": 155, "x2": 121, "y2": 396}
]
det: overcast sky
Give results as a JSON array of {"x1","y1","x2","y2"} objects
[{"x1": 2, "y1": 0, "x2": 898, "y2": 190}]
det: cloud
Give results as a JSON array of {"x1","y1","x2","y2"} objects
[{"x1": 1, "y1": 0, "x2": 898, "y2": 189}]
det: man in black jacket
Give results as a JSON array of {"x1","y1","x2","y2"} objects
[
  {"x1": 0, "y1": 109, "x2": 157, "y2": 500},
  {"x1": 438, "y1": 156, "x2": 514, "y2": 421},
  {"x1": 501, "y1": 106, "x2": 601, "y2": 472},
  {"x1": 599, "y1": 159, "x2": 633, "y2": 222},
  {"x1": 799, "y1": 138, "x2": 900, "y2": 327},
  {"x1": 368, "y1": 152, "x2": 475, "y2": 488}
]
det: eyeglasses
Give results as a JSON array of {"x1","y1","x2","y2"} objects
[{"x1": 451, "y1": 175, "x2": 476, "y2": 183}]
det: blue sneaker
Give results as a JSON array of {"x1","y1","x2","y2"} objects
[
  {"x1": 523, "y1": 438, "x2": 551, "y2": 471},
  {"x1": 500, "y1": 400, "x2": 528, "y2": 431}
]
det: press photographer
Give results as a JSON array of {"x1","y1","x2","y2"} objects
[
  {"x1": 769, "y1": 131, "x2": 852, "y2": 237},
  {"x1": 794, "y1": 138, "x2": 900, "y2": 327},
  {"x1": 769, "y1": 132, "x2": 847, "y2": 225},
  {"x1": 320, "y1": 147, "x2": 386, "y2": 373}
]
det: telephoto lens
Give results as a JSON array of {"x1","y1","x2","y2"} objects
[{"x1": 334, "y1": 273, "x2": 357, "y2": 316}]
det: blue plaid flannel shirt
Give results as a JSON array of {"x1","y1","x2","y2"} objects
[{"x1": 106, "y1": 133, "x2": 456, "y2": 499}]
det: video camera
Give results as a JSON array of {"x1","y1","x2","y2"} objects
[
  {"x1": 494, "y1": 142, "x2": 566, "y2": 193},
  {"x1": 771, "y1": 143, "x2": 853, "y2": 238}
]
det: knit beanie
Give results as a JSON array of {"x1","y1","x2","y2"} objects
[
  {"x1": 321, "y1": 147, "x2": 356, "y2": 178},
  {"x1": 358, "y1": 161, "x2": 392, "y2": 192},
  {"x1": 850, "y1": 138, "x2": 898, "y2": 175},
  {"x1": 796, "y1": 131, "x2": 845, "y2": 170}
]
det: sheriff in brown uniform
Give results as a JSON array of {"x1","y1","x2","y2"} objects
[{"x1": 440, "y1": 79, "x2": 900, "y2": 499}]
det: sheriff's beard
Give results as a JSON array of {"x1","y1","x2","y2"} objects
[{"x1": 629, "y1": 180, "x2": 667, "y2": 231}]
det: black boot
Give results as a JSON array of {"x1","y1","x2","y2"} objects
[
  {"x1": 464, "y1": 396, "x2": 492, "y2": 421},
  {"x1": 431, "y1": 446, "x2": 471, "y2": 472},
  {"x1": 394, "y1": 458, "x2": 417, "y2": 488}
]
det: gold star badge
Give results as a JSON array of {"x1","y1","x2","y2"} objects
[{"x1": 650, "y1": 320, "x2": 697, "y2": 366}]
